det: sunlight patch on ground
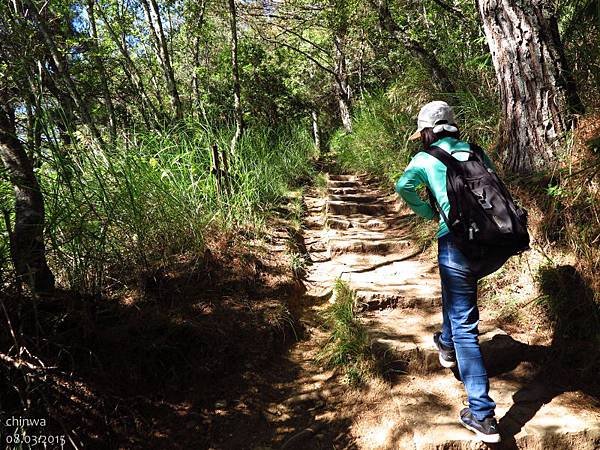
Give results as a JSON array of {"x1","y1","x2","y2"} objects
[{"x1": 359, "y1": 417, "x2": 397, "y2": 448}]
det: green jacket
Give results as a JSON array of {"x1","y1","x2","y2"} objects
[{"x1": 395, "y1": 137, "x2": 495, "y2": 238}]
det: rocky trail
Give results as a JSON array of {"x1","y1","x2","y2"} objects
[{"x1": 287, "y1": 173, "x2": 600, "y2": 449}]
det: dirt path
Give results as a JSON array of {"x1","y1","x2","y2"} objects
[{"x1": 209, "y1": 172, "x2": 600, "y2": 449}]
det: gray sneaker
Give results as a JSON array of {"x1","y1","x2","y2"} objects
[
  {"x1": 459, "y1": 408, "x2": 501, "y2": 443},
  {"x1": 433, "y1": 332, "x2": 456, "y2": 368}
]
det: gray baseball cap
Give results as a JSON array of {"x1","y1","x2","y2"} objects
[{"x1": 409, "y1": 101, "x2": 458, "y2": 140}]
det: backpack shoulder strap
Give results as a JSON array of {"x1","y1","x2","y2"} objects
[
  {"x1": 467, "y1": 142, "x2": 486, "y2": 164},
  {"x1": 423, "y1": 145, "x2": 461, "y2": 173},
  {"x1": 422, "y1": 146, "x2": 454, "y2": 227}
]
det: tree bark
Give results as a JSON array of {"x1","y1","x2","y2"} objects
[
  {"x1": 228, "y1": 0, "x2": 244, "y2": 155},
  {"x1": 311, "y1": 109, "x2": 321, "y2": 151},
  {"x1": 191, "y1": 0, "x2": 208, "y2": 117},
  {"x1": 25, "y1": 0, "x2": 104, "y2": 146},
  {"x1": 478, "y1": 0, "x2": 584, "y2": 173},
  {"x1": 97, "y1": 6, "x2": 161, "y2": 126},
  {"x1": 0, "y1": 106, "x2": 54, "y2": 292}
]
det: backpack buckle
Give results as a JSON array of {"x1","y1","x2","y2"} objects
[
  {"x1": 476, "y1": 192, "x2": 493, "y2": 210},
  {"x1": 478, "y1": 198, "x2": 493, "y2": 210}
]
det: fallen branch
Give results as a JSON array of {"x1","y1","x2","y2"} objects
[{"x1": 0, "y1": 351, "x2": 56, "y2": 373}]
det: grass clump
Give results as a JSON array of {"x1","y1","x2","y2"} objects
[
  {"x1": 317, "y1": 279, "x2": 375, "y2": 386},
  {"x1": 330, "y1": 87, "x2": 500, "y2": 187}
]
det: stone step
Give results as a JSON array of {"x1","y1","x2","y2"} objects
[
  {"x1": 328, "y1": 193, "x2": 379, "y2": 203},
  {"x1": 328, "y1": 201, "x2": 389, "y2": 216},
  {"x1": 329, "y1": 238, "x2": 413, "y2": 256},
  {"x1": 327, "y1": 180, "x2": 357, "y2": 188},
  {"x1": 328, "y1": 174, "x2": 356, "y2": 182},
  {"x1": 327, "y1": 187, "x2": 360, "y2": 195},
  {"x1": 329, "y1": 249, "x2": 420, "y2": 268},
  {"x1": 327, "y1": 216, "x2": 399, "y2": 232},
  {"x1": 364, "y1": 310, "x2": 511, "y2": 375},
  {"x1": 304, "y1": 176, "x2": 600, "y2": 450},
  {"x1": 402, "y1": 376, "x2": 600, "y2": 450},
  {"x1": 355, "y1": 308, "x2": 600, "y2": 448},
  {"x1": 327, "y1": 229, "x2": 391, "y2": 241},
  {"x1": 355, "y1": 289, "x2": 439, "y2": 309},
  {"x1": 326, "y1": 217, "x2": 351, "y2": 230}
]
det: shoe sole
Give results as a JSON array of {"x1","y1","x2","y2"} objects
[
  {"x1": 459, "y1": 419, "x2": 501, "y2": 443},
  {"x1": 438, "y1": 353, "x2": 457, "y2": 368}
]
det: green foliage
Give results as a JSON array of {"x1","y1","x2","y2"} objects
[
  {"x1": 330, "y1": 86, "x2": 500, "y2": 185},
  {"x1": 330, "y1": 92, "x2": 414, "y2": 184},
  {"x1": 559, "y1": 0, "x2": 600, "y2": 103},
  {"x1": 317, "y1": 279, "x2": 374, "y2": 385}
]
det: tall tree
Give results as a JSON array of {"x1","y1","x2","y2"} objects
[
  {"x1": 87, "y1": 0, "x2": 117, "y2": 140},
  {"x1": 229, "y1": 0, "x2": 244, "y2": 154},
  {"x1": 328, "y1": 0, "x2": 354, "y2": 132},
  {"x1": 188, "y1": 0, "x2": 209, "y2": 120},
  {"x1": 334, "y1": 31, "x2": 352, "y2": 133},
  {"x1": 95, "y1": 5, "x2": 162, "y2": 127},
  {"x1": 140, "y1": 0, "x2": 183, "y2": 119},
  {"x1": 25, "y1": 0, "x2": 105, "y2": 146},
  {"x1": 478, "y1": 0, "x2": 584, "y2": 173}
]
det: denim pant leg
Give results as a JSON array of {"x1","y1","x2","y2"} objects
[
  {"x1": 438, "y1": 235, "x2": 496, "y2": 420},
  {"x1": 440, "y1": 281, "x2": 453, "y2": 348}
]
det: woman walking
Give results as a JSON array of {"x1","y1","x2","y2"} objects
[{"x1": 395, "y1": 101, "x2": 501, "y2": 443}]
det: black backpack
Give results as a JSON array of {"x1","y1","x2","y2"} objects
[{"x1": 425, "y1": 144, "x2": 530, "y2": 275}]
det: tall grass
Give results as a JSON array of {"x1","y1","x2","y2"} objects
[
  {"x1": 1, "y1": 121, "x2": 317, "y2": 293},
  {"x1": 330, "y1": 92, "x2": 413, "y2": 184}
]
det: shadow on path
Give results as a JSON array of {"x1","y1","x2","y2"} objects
[{"x1": 493, "y1": 264, "x2": 600, "y2": 448}]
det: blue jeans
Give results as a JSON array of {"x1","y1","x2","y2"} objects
[{"x1": 438, "y1": 233, "x2": 496, "y2": 420}]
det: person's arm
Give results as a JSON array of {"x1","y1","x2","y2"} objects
[{"x1": 395, "y1": 156, "x2": 436, "y2": 220}]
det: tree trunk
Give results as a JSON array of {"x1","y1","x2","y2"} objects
[
  {"x1": 0, "y1": 106, "x2": 54, "y2": 292},
  {"x1": 228, "y1": 0, "x2": 244, "y2": 155},
  {"x1": 334, "y1": 34, "x2": 352, "y2": 133},
  {"x1": 141, "y1": 0, "x2": 183, "y2": 120},
  {"x1": 478, "y1": 0, "x2": 584, "y2": 173},
  {"x1": 97, "y1": 6, "x2": 161, "y2": 126},
  {"x1": 311, "y1": 109, "x2": 321, "y2": 151},
  {"x1": 190, "y1": 0, "x2": 208, "y2": 121}
]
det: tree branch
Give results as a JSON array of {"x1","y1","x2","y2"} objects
[{"x1": 429, "y1": 0, "x2": 465, "y2": 19}]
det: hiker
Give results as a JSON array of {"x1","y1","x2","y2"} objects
[{"x1": 395, "y1": 101, "x2": 502, "y2": 443}]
